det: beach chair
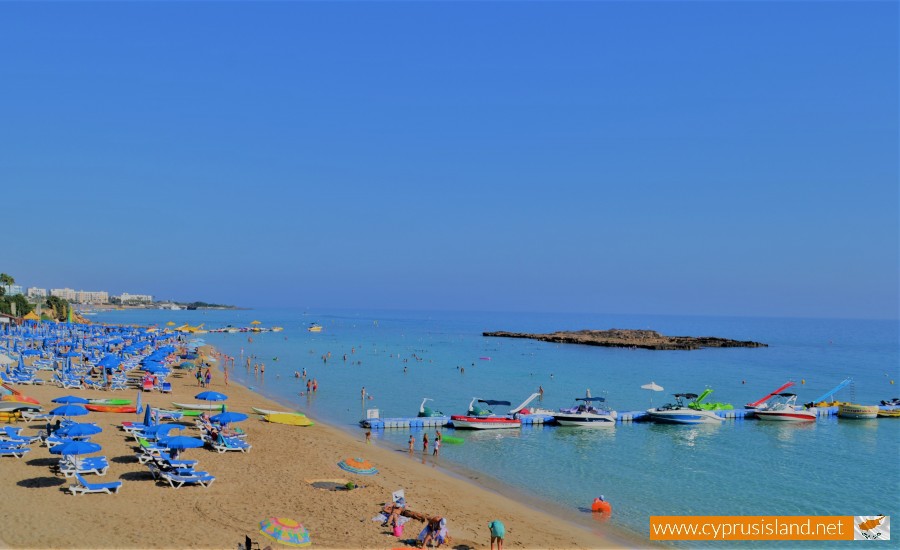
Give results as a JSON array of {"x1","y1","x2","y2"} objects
[
  {"x1": 68, "y1": 473, "x2": 122, "y2": 495},
  {"x1": 82, "y1": 378, "x2": 103, "y2": 390},
  {"x1": 160, "y1": 470, "x2": 215, "y2": 488},
  {"x1": 1, "y1": 426, "x2": 39, "y2": 444},
  {"x1": 136, "y1": 437, "x2": 169, "y2": 454},
  {"x1": 20, "y1": 411, "x2": 50, "y2": 422},
  {"x1": 210, "y1": 434, "x2": 251, "y2": 454},
  {"x1": 59, "y1": 456, "x2": 109, "y2": 477},
  {"x1": 160, "y1": 381, "x2": 172, "y2": 393},
  {"x1": 141, "y1": 378, "x2": 154, "y2": 392},
  {"x1": 60, "y1": 377, "x2": 84, "y2": 390},
  {"x1": 0, "y1": 446, "x2": 30, "y2": 458}
]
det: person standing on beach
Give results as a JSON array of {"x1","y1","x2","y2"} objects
[
  {"x1": 489, "y1": 520, "x2": 505, "y2": 550},
  {"x1": 224, "y1": 368, "x2": 229, "y2": 386},
  {"x1": 422, "y1": 432, "x2": 428, "y2": 453},
  {"x1": 432, "y1": 434, "x2": 441, "y2": 457},
  {"x1": 408, "y1": 435, "x2": 414, "y2": 453},
  {"x1": 204, "y1": 368, "x2": 211, "y2": 387},
  {"x1": 365, "y1": 430, "x2": 371, "y2": 444}
]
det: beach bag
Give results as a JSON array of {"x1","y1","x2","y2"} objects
[{"x1": 393, "y1": 524, "x2": 404, "y2": 537}]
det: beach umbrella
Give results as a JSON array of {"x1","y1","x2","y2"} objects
[
  {"x1": 158, "y1": 435, "x2": 204, "y2": 451},
  {"x1": 195, "y1": 391, "x2": 228, "y2": 402},
  {"x1": 210, "y1": 411, "x2": 248, "y2": 425},
  {"x1": 22, "y1": 349, "x2": 41, "y2": 356},
  {"x1": 259, "y1": 517, "x2": 311, "y2": 547},
  {"x1": 49, "y1": 440, "x2": 101, "y2": 457},
  {"x1": 146, "y1": 424, "x2": 184, "y2": 440},
  {"x1": 51, "y1": 396, "x2": 90, "y2": 405},
  {"x1": 57, "y1": 423, "x2": 102, "y2": 438},
  {"x1": 143, "y1": 403, "x2": 153, "y2": 427},
  {"x1": 337, "y1": 457, "x2": 378, "y2": 475},
  {"x1": 641, "y1": 382, "x2": 664, "y2": 405},
  {"x1": 49, "y1": 404, "x2": 89, "y2": 418}
]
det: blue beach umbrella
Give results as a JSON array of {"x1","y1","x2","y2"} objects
[
  {"x1": 143, "y1": 424, "x2": 184, "y2": 441},
  {"x1": 50, "y1": 440, "x2": 101, "y2": 457},
  {"x1": 195, "y1": 391, "x2": 228, "y2": 402},
  {"x1": 49, "y1": 404, "x2": 89, "y2": 418},
  {"x1": 158, "y1": 435, "x2": 204, "y2": 451},
  {"x1": 57, "y1": 423, "x2": 102, "y2": 438},
  {"x1": 135, "y1": 391, "x2": 143, "y2": 415},
  {"x1": 143, "y1": 403, "x2": 153, "y2": 427},
  {"x1": 51, "y1": 396, "x2": 90, "y2": 405},
  {"x1": 210, "y1": 411, "x2": 248, "y2": 425}
]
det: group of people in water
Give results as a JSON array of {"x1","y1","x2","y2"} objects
[{"x1": 408, "y1": 430, "x2": 442, "y2": 457}]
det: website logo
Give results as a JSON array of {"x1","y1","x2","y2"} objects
[{"x1": 854, "y1": 516, "x2": 890, "y2": 541}]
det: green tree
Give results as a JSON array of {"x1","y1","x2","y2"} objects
[
  {"x1": 45, "y1": 296, "x2": 70, "y2": 322},
  {"x1": 0, "y1": 273, "x2": 12, "y2": 298}
]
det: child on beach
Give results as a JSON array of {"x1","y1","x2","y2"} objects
[
  {"x1": 432, "y1": 435, "x2": 441, "y2": 456},
  {"x1": 489, "y1": 520, "x2": 505, "y2": 550},
  {"x1": 408, "y1": 435, "x2": 414, "y2": 453},
  {"x1": 365, "y1": 430, "x2": 371, "y2": 444}
]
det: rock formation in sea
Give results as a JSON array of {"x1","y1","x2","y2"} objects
[{"x1": 482, "y1": 329, "x2": 767, "y2": 350}]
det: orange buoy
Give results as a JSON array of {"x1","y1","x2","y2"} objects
[{"x1": 591, "y1": 496, "x2": 612, "y2": 514}]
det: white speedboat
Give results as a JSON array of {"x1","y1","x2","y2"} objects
[
  {"x1": 647, "y1": 393, "x2": 725, "y2": 425},
  {"x1": 552, "y1": 397, "x2": 617, "y2": 427},
  {"x1": 753, "y1": 393, "x2": 817, "y2": 421}
]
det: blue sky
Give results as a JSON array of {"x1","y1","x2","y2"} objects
[{"x1": 2, "y1": 2, "x2": 897, "y2": 319}]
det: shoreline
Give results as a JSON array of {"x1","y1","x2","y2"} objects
[
  {"x1": 251, "y1": 380, "x2": 651, "y2": 548},
  {"x1": 0, "y1": 341, "x2": 635, "y2": 549}
]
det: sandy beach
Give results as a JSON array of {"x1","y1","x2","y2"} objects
[{"x1": 0, "y1": 347, "x2": 637, "y2": 550}]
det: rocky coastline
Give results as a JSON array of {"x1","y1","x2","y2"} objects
[{"x1": 483, "y1": 328, "x2": 767, "y2": 350}]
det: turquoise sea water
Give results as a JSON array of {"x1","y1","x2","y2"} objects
[{"x1": 93, "y1": 308, "x2": 899, "y2": 546}]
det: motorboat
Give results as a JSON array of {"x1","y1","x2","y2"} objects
[
  {"x1": 688, "y1": 388, "x2": 733, "y2": 411},
  {"x1": 647, "y1": 393, "x2": 725, "y2": 425},
  {"x1": 552, "y1": 396, "x2": 617, "y2": 428},
  {"x1": 745, "y1": 381, "x2": 795, "y2": 410},
  {"x1": 451, "y1": 398, "x2": 521, "y2": 429},
  {"x1": 837, "y1": 403, "x2": 879, "y2": 419},
  {"x1": 753, "y1": 393, "x2": 817, "y2": 421},
  {"x1": 307, "y1": 323, "x2": 323, "y2": 333}
]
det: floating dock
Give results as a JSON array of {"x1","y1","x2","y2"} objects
[
  {"x1": 364, "y1": 405, "x2": 860, "y2": 429},
  {"x1": 361, "y1": 416, "x2": 451, "y2": 429}
]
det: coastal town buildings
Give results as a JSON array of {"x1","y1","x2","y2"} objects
[
  {"x1": 50, "y1": 288, "x2": 77, "y2": 301},
  {"x1": 1, "y1": 284, "x2": 23, "y2": 296},
  {"x1": 26, "y1": 287, "x2": 47, "y2": 299},
  {"x1": 117, "y1": 292, "x2": 153, "y2": 304}
]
